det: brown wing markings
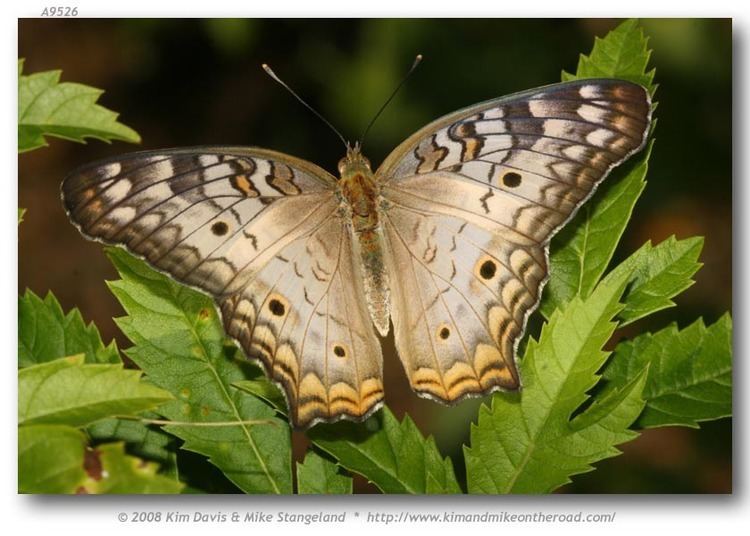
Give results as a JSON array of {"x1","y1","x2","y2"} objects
[
  {"x1": 461, "y1": 133, "x2": 609, "y2": 173},
  {"x1": 385, "y1": 186, "x2": 538, "y2": 244},
  {"x1": 424, "y1": 269, "x2": 483, "y2": 395},
  {"x1": 385, "y1": 214, "x2": 493, "y2": 334},
  {"x1": 242, "y1": 230, "x2": 258, "y2": 251},
  {"x1": 64, "y1": 155, "x2": 174, "y2": 201},
  {"x1": 482, "y1": 114, "x2": 643, "y2": 145},
  {"x1": 385, "y1": 209, "x2": 543, "y2": 357},
  {"x1": 483, "y1": 158, "x2": 591, "y2": 199},
  {"x1": 397, "y1": 225, "x2": 449, "y2": 397},
  {"x1": 384, "y1": 197, "x2": 544, "y2": 289},
  {"x1": 524, "y1": 94, "x2": 648, "y2": 121},
  {"x1": 254, "y1": 221, "x2": 339, "y2": 368},
  {"x1": 242, "y1": 241, "x2": 315, "y2": 384},
  {"x1": 147, "y1": 195, "x2": 252, "y2": 268},
  {"x1": 295, "y1": 231, "x2": 344, "y2": 421},
  {"x1": 386, "y1": 209, "x2": 512, "y2": 344},
  {"x1": 266, "y1": 161, "x2": 302, "y2": 196},
  {"x1": 478, "y1": 187, "x2": 494, "y2": 214},
  {"x1": 414, "y1": 134, "x2": 449, "y2": 173},
  {"x1": 332, "y1": 261, "x2": 363, "y2": 411},
  {"x1": 447, "y1": 120, "x2": 486, "y2": 162},
  {"x1": 217, "y1": 201, "x2": 337, "y2": 295},
  {"x1": 105, "y1": 162, "x2": 281, "y2": 251},
  {"x1": 449, "y1": 157, "x2": 588, "y2": 199},
  {"x1": 74, "y1": 157, "x2": 242, "y2": 226}
]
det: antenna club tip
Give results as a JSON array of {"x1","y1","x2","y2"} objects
[{"x1": 416, "y1": 54, "x2": 423, "y2": 60}]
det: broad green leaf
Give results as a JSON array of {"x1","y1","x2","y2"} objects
[
  {"x1": 106, "y1": 248, "x2": 292, "y2": 494},
  {"x1": 297, "y1": 450, "x2": 353, "y2": 494},
  {"x1": 87, "y1": 412, "x2": 179, "y2": 478},
  {"x1": 603, "y1": 315, "x2": 732, "y2": 428},
  {"x1": 18, "y1": 289, "x2": 121, "y2": 367},
  {"x1": 608, "y1": 236, "x2": 703, "y2": 325},
  {"x1": 541, "y1": 19, "x2": 657, "y2": 317},
  {"x1": 18, "y1": 424, "x2": 87, "y2": 493},
  {"x1": 562, "y1": 18, "x2": 656, "y2": 92},
  {"x1": 18, "y1": 61, "x2": 140, "y2": 152},
  {"x1": 79, "y1": 442, "x2": 184, "y2": 494},
  {"x1": 18, "y1": 354, "x2": 174, "y2": 427},
  {"x1": 464, "y1": 267, "x2": 646, "y2": 494},
  {"x1": 308, "y1": 407, "x2": 461, "y2": 494}
]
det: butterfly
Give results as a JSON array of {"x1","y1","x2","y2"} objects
[{"x1": 62, "y1": 77, "x2": 651, "y2": 429}]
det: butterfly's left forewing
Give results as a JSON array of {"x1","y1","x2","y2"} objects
[{"x1": 378, "y1": 79, "x2": 651, "y2": 402}]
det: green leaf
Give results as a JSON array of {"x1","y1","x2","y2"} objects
[
  {"x1": 603, "y1": 315, "x2": 732, "y2": 428},
  {"x1": 297, "y1": 450, "x2": 353, "y2": 494},
  {"x1": 608, "y1": 236, "x2": 703, "y2": 325},
  {"x1": 542, "y1": 18, "x2": 657, "y2": 317},
  {"x1": 106, "y1": 247, "x2": 293, "y2": 494},
  {"x1": 18, "y1": 424, "x2": 87, "y2": 493},
  {"x1": 464, "y1": 267, "x2": 646, "y2": 494},
  {"x1": 308, "y1": 407, "x2": 461, "y2": 494},
  {"x1": 18, "y1": 62, "x2": 140, "y2": 153},
  {"x1": 87, "y1": 412, "x2": 179, "y2": 478},
  {"x1": 18, "y1": 289, "x2": 121, "y2": 367},
  {"x1": 233, "y1": 378, "x2": 287, "y2": 414},
  {"x1": 562, "y1": 18, "x2": 656, "y2": 92},
  {"x1": 80, "y1": 442, "x2": 184, "y2": 494},
  {"x1": 18, "y1": 354, "x2": 174, "y2": 427},
  {"x1": 18, "y1": 207, "x2": 26, "y2": 224}
]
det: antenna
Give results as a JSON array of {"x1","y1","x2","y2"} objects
[
  {"x1": 359, "y1": 54, "x2": 423, "y2": 148},
  {"x1": 262, "y1": 63, "x2": 349, "y2": 149}
]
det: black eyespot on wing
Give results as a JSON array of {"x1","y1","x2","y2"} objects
[
  {"x1": 479, "y1": 260, "x2": 497, "y2": 280},
  {"x1": 269, "y1": 299, "x2": 285, "y2": 316},
  {"x1": 439, "y1": 327, "x2": 450, "y2": 340},
  {"x1": 211, "y1": 221, "x2": 229, "y2": 236},
  {"x1": 333, "y1": 345, "x2": 346, "y2": 357},
  {"x1": 502, "y1": 172, "x2": 522, "y2": 188}
]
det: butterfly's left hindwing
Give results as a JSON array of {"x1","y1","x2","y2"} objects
[{"x1": 378, "y1": 79, "x2": 651, "y2": 402}]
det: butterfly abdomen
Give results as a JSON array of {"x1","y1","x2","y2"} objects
[{"x1": 338, "y1": 148, "x2": 391, "y2": 336}]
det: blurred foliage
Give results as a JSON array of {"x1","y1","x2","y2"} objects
[{"x1": 18, "y1": 18, "x2": 732, "y2": 493}]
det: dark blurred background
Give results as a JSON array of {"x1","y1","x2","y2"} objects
[{"x1": 18, "y1": 18, "x2": 732, "y2": 493}]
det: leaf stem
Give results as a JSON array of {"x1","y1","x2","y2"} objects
[{"x1": 113, "y1": 414, "x2": 278, "y2": 428}]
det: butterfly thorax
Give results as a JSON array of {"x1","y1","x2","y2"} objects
[
  {"x1": 337, "y1": 145, "x2": 391, "y2": 336},
  {"x1": 337, "y1": 147, "x2": 379, "y2": 230}
]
